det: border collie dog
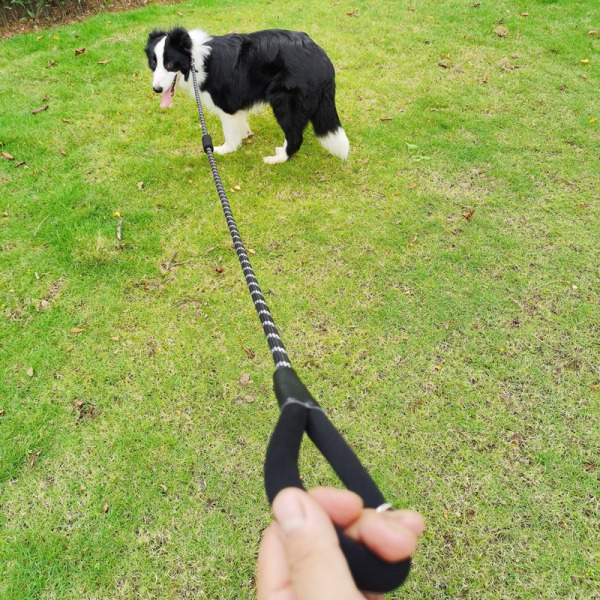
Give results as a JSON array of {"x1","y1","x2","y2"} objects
[{"x1": 145, "y1": 27, "x2": 349, "y2": 164}]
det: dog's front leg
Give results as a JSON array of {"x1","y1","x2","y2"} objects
[{"x1": 214, "y1": 111, "x2": 249, "y2": 155}]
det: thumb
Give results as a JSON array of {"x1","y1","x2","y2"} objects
[{"x1": 272, "y1": 488, "x2": 363, "y2": 600}]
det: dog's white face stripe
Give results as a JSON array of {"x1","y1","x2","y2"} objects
[{"x1": 152, "y1": 36, "x2": 177, "y2": 92}]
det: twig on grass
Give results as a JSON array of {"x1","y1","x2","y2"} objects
[
  {"x1": 34, "y1": 215, "x2": 49, "y2": 236},
  {"x1": 116, "y1": 217, "x2": 123, "y2": 240}
]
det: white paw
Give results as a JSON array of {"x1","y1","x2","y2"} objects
[
  {"x1": 263, "y1": 152, "x2": 289, "y2": 164},
  {"x1": 214, "y1": 144, "x2": 236, "y2": 155}
]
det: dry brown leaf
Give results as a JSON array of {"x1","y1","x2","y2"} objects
[
  {"x1": 0, "y1": 409, "x2": 6, "y2": 417},
  {"x1": 32, "y1": 105, "x2": 49, "y2": 114},
  {"x1": 70, "y1": 327, "x2": 86, "y2": 333},
  {"x1": 27, "y1": 368, "x2": 34, "y2": 377},
  {"x1": 243, "y1": 347, "x2": 256, "y2": 359},
  {"x1": 29, "y1": 450, "x2": 41, "y2": 468},
  {"x1": 215, "y1": 266, "x2": 224, "y2": 273},
  {"x1": 75, "y1": 47, "x2": 86, "y2": 55},
  {"x1": 462, "y1": 209, "x2": 475, "y2": 221},
  {"x1": 97, "y1": 60, "x2": 112, "y2": 65},
  {"x1": 60, "y1": 149, "x2": 67, "y2": 157},
  {"x1": 2, "y1": 152, "x2": 14, "y2": 160},
  {"x1": 62, "y1": 118, "x2": 73, "y2": 124},
  {"x1": 103, "y1": 503, "x2": 109, "y2": 513}
]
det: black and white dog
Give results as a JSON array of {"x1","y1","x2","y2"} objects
[{"x1": 144, "y1": 27, "x2": 349, "y2": 164}]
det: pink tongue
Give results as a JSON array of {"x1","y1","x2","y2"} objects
[{"x1": 160, "y1": 90, "x2": 173, "y2": 109}]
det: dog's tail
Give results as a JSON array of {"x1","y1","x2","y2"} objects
[{"x1": 311, "y1": 83, "x2": 350, "y2": 160}]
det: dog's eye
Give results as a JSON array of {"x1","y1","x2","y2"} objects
[{"x1": 166, "y1": 62, "x2": 174, "y2": 70}]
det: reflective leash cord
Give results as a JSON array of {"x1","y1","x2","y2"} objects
[{"x1": 190, "y1": 60, "x2": 411, "y2": 593}]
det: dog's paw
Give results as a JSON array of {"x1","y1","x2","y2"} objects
[
  {"x1": 214, "y1": 144, "x2": 236, "y2": 155},
  {"x1": 242, "y1": 127, "x2": 253, "y2": 140},
  {"x1": 263, "y1": 153, "x2": 288, "y2": 165}
]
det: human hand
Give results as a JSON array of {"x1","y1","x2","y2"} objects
[{"x1": 257, "y1": 487, "x2": 424, "y2": 600}]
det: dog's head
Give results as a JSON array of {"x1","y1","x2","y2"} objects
[{"x1": 145, "y1": 27, "x2": 193, "y2": 108}]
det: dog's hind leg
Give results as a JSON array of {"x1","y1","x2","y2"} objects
[
  {"x1": 214, "y1": 111, "x2": 250, "y2": 155},
  {"x1": 264, "y1": 96, "x2": 311, "y2": 164}
]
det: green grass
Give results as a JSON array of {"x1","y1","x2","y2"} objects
[{"x1": 1, "y1": 0, "x2": 599, "y2": 597}]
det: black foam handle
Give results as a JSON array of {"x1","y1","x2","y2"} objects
[{"x1": 264, "y1": 367, "x2": 411, "y2": 593}]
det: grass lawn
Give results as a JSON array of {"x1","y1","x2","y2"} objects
[{"x1": 1, "y1": 0, "x2": 599, "y2": 597}]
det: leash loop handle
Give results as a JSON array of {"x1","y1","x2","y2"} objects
[{"x1": 264, "y1": 367, "x2": 411, "y2": 593}]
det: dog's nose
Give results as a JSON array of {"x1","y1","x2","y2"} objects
[{"x1": 153, "y1": 86, "x2": 163, "y2": 93}]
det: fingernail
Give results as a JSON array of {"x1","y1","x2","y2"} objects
[{"x1": 273, "y1": 489, "x2": 307, "y2": 534}]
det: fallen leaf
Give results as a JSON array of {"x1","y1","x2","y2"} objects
[
  {"x1": 32, "y1": 105, "x2": 49, "y2": 114},
  {"x1": 243, "y1": 348, "x2": 255, "y2": 359},
  {"x1": 590, "y1": 118, "x2": 597, "y2": 123},
  {"x1": 46, "y1": 60, "x2": 57, "y2": 68},
  {"x1": 215, "y1": 266, "x2": 224, "y2": 273},
  {"x1": 589, "y1": 31, "x2": 598, "y2": 36},
  {"x1": 478, "y1": 74, "x2": 489, "y2": 84},
  {"x1": 248, "y1": 248, "x2": 256, "y2": 255},
  {"x1": 97, "y1": 60, "x2": 112, "y2": 65},
  {"x1": 113, "y1": 211, "x2": 121, "y2": 217},
  {"x1": 27, "y1": 368, "x2": 34, "y2": 377},
  {"x1": 346, "y1": 11, "x2": 358, "y2": 17},
  {"x1": 520, "y1": 12, "x2": 529, "y2": 17},
  {"x1": 60, "y1": 149, "x2": 67, "y2": 157},
  {"x1": 495, "y1": 26, "x2": 509, "y2": 37},
  {"x1": 2, "y1": 212, "x2": 8, "y2": 218},
  {"x1": 75, "y1": 47, "x2": 86, "y2": 55},
  {"x1": 379, "y1": 116, "x2": 393, "y2": 121},
  {"x1": 15, "y1": 161, "x2": 26, "y2": 168},
  {"x1": 590, "y1": 385, "x2": 599, "y2": 391},
  {"x1": 103, "y1": 503, "x2": 109, "y2": 513},
  {"x1": 70, "y1": 327, "x2": 86, "y2": 333},
  {"x1": 239, "y1": 372, "x2": 251, "y2": 386},
  {"x1": 409, "y1": 183, "x2": 417, "y2": 188},
  {"x1": 62, "y1": 118, "x2": 73, "y2": 124},
  {"x1": 434, "y1": 365, "x2": 442, "y2": 371},
  {"x1": 2, "y1": 151, "x2": 14, "y2": 160},
  {"x1": 233, "y1": 184, "x2": 241, "y2": 191},
  {"x1": 462, "y1": 209, "x2": 475, "y2": 221},
  {"x1": 471, "y1": 2, "x2": 480, "y2": 7},
  {"x1": 137, "y1": 182, "x2": 144, "y2": 190},
  {"x1": 580, "y1": 59, "x2": 590, "y2": 64},
  {"x1": 438, "y1": 61, "x2": 449, "y2": 69},
  {"x1": 110, "y1": 336, "x2": 120, "y2": 341},
  {"x1": 0, "y1": 409, "x2": 5, "y2": 417},
  {"x1": 159, "y1": 484, "x2": 168, "y2": 492}
]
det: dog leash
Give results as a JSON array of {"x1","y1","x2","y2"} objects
[{"x1": 190, "y1": 60, "x2": 411, "y2": 593}]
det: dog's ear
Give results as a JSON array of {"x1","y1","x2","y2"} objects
[
  {"x1": 147, "y1": 29, "x2": 167, "y2": 44},
  {"x1": 168, "y1": 27, "x2": 193, "y2": 53}
]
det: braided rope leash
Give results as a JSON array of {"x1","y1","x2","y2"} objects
[{"x1": 190, "y1": 60, "x2": 410, "y2": 593}]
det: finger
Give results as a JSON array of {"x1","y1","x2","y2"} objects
[
  {"x1": 308, "y1": 487, "x2": 364, "y2": 528},
  {"x1": 273, "y1": 488, "x2": 363, "y2": 600},
  {"x1": 344, "y1": 509, "x2": 425, "y2": 562},
  {"x1": 257, "y1": 524, "x2": 293, "y2": 600}
]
